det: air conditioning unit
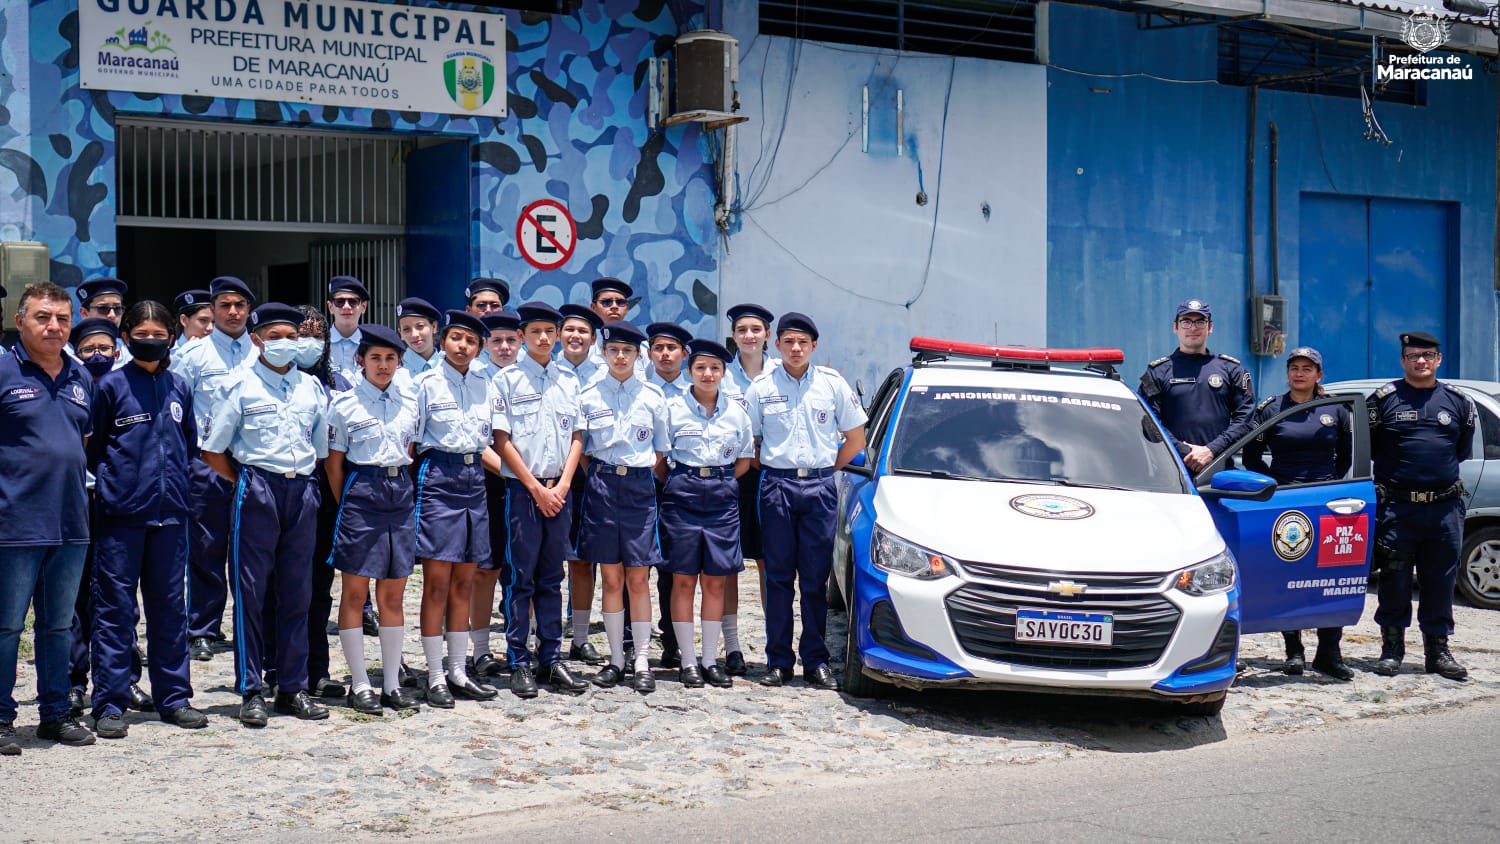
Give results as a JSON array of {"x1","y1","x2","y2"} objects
[
  {"x1": 0, "y1": 241, "x2": 50, "y2": 297},
  {"x1": 665, "y1": 30, "x2": 748, "y2": 130}
]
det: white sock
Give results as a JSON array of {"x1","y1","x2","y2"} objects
[
  {"x1": 603, "y1": 610, "x2": 626, "y2": 669},
  {"x1": 422, "y1": 635, "x2": 446, "y2": 689},
  {"x1": 470, "y1": 627, "x2": 491, "y2": 658},
  {"x1": 722, "y1": 614, "x2": 740, "y2": 654},
  {"x1": 339, "y1": 628, "x2": 371, "y2": 693},
  {"x1": 700, "y1": 620, "x2": 722, "y2": 668},
  {"x1": 446, "y1": 631, "x2": 471, "y2": 684},
  {"x1": 378, "y1": 626, "x2": 404, "y2": 694},
  {"x1": 673, "y1": 621, "x2": 695, "y2": 662},
  {"x1": 572, "y1": 610, "x2": 591, "y2": 647},
  {"x1": 631, "y1": 621, "x2": 653, "y2": 672}
]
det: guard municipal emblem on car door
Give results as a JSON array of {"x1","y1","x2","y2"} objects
[{"x1": 1273, "y1": 510, "x2": 1314, "y2": 561}]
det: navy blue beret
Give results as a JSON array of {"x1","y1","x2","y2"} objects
[
  {"x1": 443, "y1": 309, "x2": 487, "y2": 339},
  {"x1": 1400, "y1": 331, "x2": 1440, "y2": 350},
  {"x1": 356, "y1": 323, "x2": 404, "y2": 353},
  {"x1": 70, "y1": 317, "x2": 119, "y2": 347},
  {"x1": 560, "y1": 303, "x2": 603, "y2": 331},
  {"x1": 465, "y1": 277, "x2": 511, "y2": 305},
  {"x1": 210, "y1": 276, "x2": 255, "y2": 303},
  {"x1": 776, "y1": 312, "x2": 819, "y2": 341},
  {"x1": 78, "y1": 277, "x2": 128, "y2": 304},
  {"x1": 395, "y1": 297, "x2": 440, "y2": 323},
  {"x1": 646, "y1": 321, "x2": 692, "y2": 347},
  {"x1": 599, "y1": 320, "x2": 646, "y2": 347},
  {"x1": 328, "y1": 275, "x2": 369, "y2": 300},
  {"x1": 591, "y1": 277, "x2": 633, "y2": 299},
  {"x1": 517, "y1": 301, "x2": 563, "y2": 326},
  {"x1": 249, "y1": 302, "x2": 303, "y2": 331},
  {"x1": 727, "y1": 303, "x2": 774, "y2": 327},
  {"x1": 687, "y1": 338, "x2": 734, "y2": 365},
  {"x1": 174, "y1": 289, "x2": 212, "y2": 313},
  {"x1": 480, "y1": 308, "x2": 521, "y2": 332}
]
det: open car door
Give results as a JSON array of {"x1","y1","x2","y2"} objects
[{"x1": 1196, "y1": 394, "x2": 1376, "y2": 634}]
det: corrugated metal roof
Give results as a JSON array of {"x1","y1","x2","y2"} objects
[{"x1": 1129, "y1": 0, "x2": 1495, "y2": 53}]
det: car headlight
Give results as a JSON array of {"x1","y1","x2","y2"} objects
[
  {"x1": 1172, "y1": 551, "x2": 1237, "y2": 596},
  {"x1": 871, "y1": 525, "x2": 956, "y2": 580}
]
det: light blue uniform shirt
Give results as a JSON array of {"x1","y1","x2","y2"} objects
[
  {"x1": 172, "y1": 333, "x2": 205, "y2": 356},
  {"x1": 560, "y1": 353, "x2": 607, "y2": 392},
  {"x1": 744, "y1": 364, "x2": 868, "y2": 470},
  {"x1": 329, "y1": 378, "x2": 418, "y2": 468},
  {"x1": 328, "y1": 326, "x2": 363, "y2": 384},
  {"x1": 664, "y1": 389, "x2": 755, "y2": 468},
  {"x1": 647, "y1": 368, "x2": 691, "y2": 402},
  {"x1": 200, "y1": 360, "x2": 329, "y2": 475},
  {"x1": 412, "y1": 359, "x2": 498, "y2": 455},
  {"x1": 724, "y1": 352, "x2": 780, "y2": 397},
  {"x1": 171, "y1": 328, "x2": 257, "y2": 446},
  {"x1": 494, "y1": 354, "x2": 583, "y2": 479},
  {"x1": 403, "y1": 347, "x2": 440, "y2": 374},
  {"x1": 579, "y1": 375, "x2": 668, "y2": 467}
]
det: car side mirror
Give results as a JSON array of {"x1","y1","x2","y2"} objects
[
  {"x1": 1197, "y1": 468, "x2": 1277, "y2": 501},
  {"x1": 841, "y1": 451, "x2": 873, "y2": 477}
]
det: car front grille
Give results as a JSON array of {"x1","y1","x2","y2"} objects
[{"x1": 954, "y1": 561, "x2": 1169, "y2": 592}]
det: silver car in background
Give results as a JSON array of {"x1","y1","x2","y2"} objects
[{"x1": 1326, "y1": 379, "x2": 1500, "y2": 611}]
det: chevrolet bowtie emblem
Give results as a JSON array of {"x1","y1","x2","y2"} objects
[{"x1": 1048, "y1": 580, "x2": 1086, "y2": 597}]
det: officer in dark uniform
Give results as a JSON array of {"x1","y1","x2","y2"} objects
[
  {"x1": 1243, "y1": 347, "x2": 1355, "y2": 680},
  {"x1": 1139, "y1": 300, "x2": 1256, "y2": 472},
  {"x1": 1367, "y1": 331, "x2": 1473, "y2": 681}
]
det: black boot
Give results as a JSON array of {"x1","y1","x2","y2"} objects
[
  {"x1": 1371, "y1": 626, "x2": 1405, "y2": 676},
  {"x1": 1423, "y1": 634, "x2": 1468, "y2": 681},
  {"x1": 1281, "y1": 631, "x2": 1305, "y2": 676},
  {"x1": 1310, "y1": 628, "x2": 1354, "y2": 681}
]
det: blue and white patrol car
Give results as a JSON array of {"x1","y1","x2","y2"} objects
[{"x1": 833, "y1": 338, "x2": 1376, "y2": 714}]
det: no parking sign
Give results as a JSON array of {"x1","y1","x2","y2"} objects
[{"x1": 516, "y1": 199, "x2": 577, "y2": 271}]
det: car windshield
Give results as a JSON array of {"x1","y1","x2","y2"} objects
[{"x1": 887, "y1": 385, "x2": 1188, "y2": 494}]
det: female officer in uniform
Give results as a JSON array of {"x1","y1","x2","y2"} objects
[
  {"x1": 659, "y1": 339, "x2": 754, "y2": 689},
  {"x1": 86, "y1": 301, "x2": 207, "y2": 737},
  {"x1": 325, "y1": 325, "x2": 421, "y2": 715},
  {"x1": 1244, "y1": 347, "x2": 1355, "y2": 680}
]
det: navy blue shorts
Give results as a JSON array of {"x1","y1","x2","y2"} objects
[
  {"x1": 414, "y1": 454, "x2": 489, "y2": 564},
  {"x1": 329, "y1": 466, "x2": 416, "y2": 580},
  {"x1": 480, "y1": 472, "x2": 509, "y2": 572},
  {"x1": 660, "y1": 468, "x2": 743, "y2": 577},
  {"x1": 577, "y1": 462, "x2": 661, "y2": 567}
]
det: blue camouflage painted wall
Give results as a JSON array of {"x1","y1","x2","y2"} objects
[{"x1": 0, "y1": 0, "x2": 719, "y2": 334}]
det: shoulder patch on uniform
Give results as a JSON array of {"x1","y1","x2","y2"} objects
[
  {"x1": 1148, "y1": 356, "x2": 1170, "y2": 367},
  {"x1": 1255, "y1": 396, "x2": 1276, "y2": 411},
  {"x1": 1442, "y1": 383, "x2": 1471, "y2": 401},
  {"x1": 1376, "y1": 382, "x2": 1398, "y2": 398},
  {"x1": 1217, "y1": 354, "x2": 1241, "y2": 364}
]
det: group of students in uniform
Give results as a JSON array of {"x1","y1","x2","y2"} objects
[{"x1": 0, "y1": 272, "x2": 865, "y2": 750}]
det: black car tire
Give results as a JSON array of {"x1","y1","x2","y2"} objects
[
  {"x1": 1459, "y1": 525, "x2": 1500, "y2": 611},
  {"x1": 840, "y1": 565, "x2": 890, "y2": 699},
  {"x1": 826, "y1": 547, "x2": 847, "y2": 613}
]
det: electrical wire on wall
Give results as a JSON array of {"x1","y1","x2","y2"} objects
[{"x1": 904, "y1": 57, "x2": 955, "y2": 310}]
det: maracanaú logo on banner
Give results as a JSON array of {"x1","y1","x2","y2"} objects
[
  {"x1": 444, "y1": 51, "x2": 495, "y2": 111},
  {"x1": 98, "y1": 19, "x2": 180, "y2": 78}
]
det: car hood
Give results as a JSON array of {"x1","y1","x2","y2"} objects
[{"x1": 870, "y1": 476, "x2": 1226, "y2": 574}]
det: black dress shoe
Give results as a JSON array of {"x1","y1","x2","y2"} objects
[
  {"x1": 425, "y1": 682, "x2": 455, "y2": 709},
  {"x1": 313, "y1": 678, "x2": 347, "y2": 698},
  {"x1": 398, "y1": 662, "x2": 421, "y2": 688},
  {"x1": 511, "y1": 665, "x2": 539, "y2": 699},
  {"x1": 273, "y1": 690, "x2": 330, "y2": 720},
  {"x1": 239, "y1": 695, "x2": 269, "y2": 728},
  {"x1": 678, "y1": 662, "x2": 704, "y2": 688},
  {"x1": 189, "y1": 637, "x2": 214, "y2": 662},
  {"x1": 592, "y1": 665, "x2": 624, "y2": 688},
  {"x1": 362, "y1": 607, "x2": 380, "y2": 637},
  {"x1": 346, "y1": 688, "x2": 383, "y2": 715},
  {"x1": 127, "y1": 684, "x2": 155, "y2": 712},
  {"x1": 725, "y1": 650, "x2": 747, "y2": 676},
  {"x1": 632, "y1": 669, "x2": 657, "y2": 693},
  {"x1": 381, "y1": 688, "x2": 421, "y2": 712},
  {"x1": 659, "y1": 647, "x2": 682, "y2": 669},
  {"x1": 0, "y1": 721, "x2": 21, "y2": 756},
  {"x1": 164, "y1": 706, "x2": 209, "y2": 729},
  {"x1": 68, "y1": 688, "x2": 86, "y2": 717},
  {"x1": 449, "y1": 675, "x2": 499, "y2": 701},
  {"x1": 570, "y1": 642, "x2": 605, "y2": 665},
  {"x1": 759, "y1": 666, "x2": 793, "y2": 687},
  {"x1": 805, "y1": 664, "x2": 838, "y2": 690},
  {"x1": 94, "y1": 713, "x2": 129, "y2": 739},
  {"x1": 702, "y1": 663, "x2": 733, "y2": 688},
  {"x1": 547, "y1": 662, "x2": 589, "y2": 694},
  {"x1": 37, "y1": 717, "x2": 95, "y2": 746},
  {"x1": 471, "y1": 653, "x2": 506, "y2": 677},
  {"x1": 623, "y1": 645, "x2": 636, "y2": 671}
]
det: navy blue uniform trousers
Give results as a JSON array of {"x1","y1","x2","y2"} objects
[
  {"x1": 70, "y1": 528, "x2": 142, "y2": 695},
  {"x1": 306, "y1": 470, "x2": 339, "y2": 686},
  {"x1": 187, "y1": 458, "x2": 234, "y2": 641},
  {"x1": 505, "y1": 478, "x2": 569, "y2": 669},
  {"x1": 90, "y1": 523, "x2": 193, "y2": 719},
  {"x1": 1374, "y1": 498, "x2": 1463, "y2": 636},
  {"x1": 230, "y1": 467, "x2": 319, "y2": 696},
  {"x1": 759, "y1": 471, "x2": 838, "y2": 671}
]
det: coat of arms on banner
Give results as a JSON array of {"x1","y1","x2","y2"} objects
[
  {"x1": 444, "y1": 51, "x2": 496, "y2": 111},
  {"x1": 1402, "y1": 11, "x2": 1450, "y2": 54}
]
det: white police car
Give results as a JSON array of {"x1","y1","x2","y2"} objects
[{"x1": 833, "y1": 339, "x2": 1376, "y2": 714}]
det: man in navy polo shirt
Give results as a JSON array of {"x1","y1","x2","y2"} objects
[{"x1": 0, "y1": 282, "x2": 99, "y2": 752}]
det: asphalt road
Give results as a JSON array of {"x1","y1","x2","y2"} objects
[{"x1": 476, "y1": 699, "x2": 1500, "y2": 843}]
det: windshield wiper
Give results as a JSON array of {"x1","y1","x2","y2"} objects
[
  {"x1": 1050, "y1": 479, "x2": 1133, "y2": 491},
  {"x1": 890, "y1": 468, "x2": 996, "y2": 483}
]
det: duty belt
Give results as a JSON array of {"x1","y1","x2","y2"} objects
[
  {"x1": 249, "y1": 465, "x2": 312, "y2": 481},
  {"x1": 763, "y1": 467, "x2": 834, "y2": 479},
  {"x1": 421, "y1": 451, "x2": 483, "y2": 466},
  {"x1": 593, "y1": 462, "x2": 653, "y2": 477},
  {"x1": 1378, "y1": 480, "x2": 1464, "y2": 504},
  {"x1": 349, "y1": 463, "x2": 404, "y2": 477},
  {"x1": 672, "y1": 465, "x2": 734, "y2": 478}
]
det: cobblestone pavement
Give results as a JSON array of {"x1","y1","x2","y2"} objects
[{"x1": 4, "y1": 571, "x2": 1498, "y2": 842}]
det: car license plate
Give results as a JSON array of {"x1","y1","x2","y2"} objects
[{"x1": 1015, "y1": 609, "x2": 1114, "y2": 646}]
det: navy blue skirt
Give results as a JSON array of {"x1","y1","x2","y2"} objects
[
  {"x1": 329, "y1": 467, "x2": 417, "y2": 579},
  {"x1": 576, "y1": 462, "x2": 661, "y2": 567},
  {"x1": 414, "y1": 456, "x2": 490, "y2": 564},
  {"x1": 660, "y1": 469, "x2": 743, "y2": 577}
]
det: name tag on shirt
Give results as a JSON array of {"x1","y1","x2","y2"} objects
[
  {"x1": 429, "y1": 401, "x2": 459, "y2": 412},
  {"x1": 115, "y1": 413, "x2": 152, "y2": 427},
  {"x1": 678, "y1": 426, "x2": 704, "y2": 438},
  {"x1": 349, "y1": 419, "x2": 380, "y2": 433},
  {"x1": 201, "y1": 368, "x2": 229, "y2": 377},
  {"x1": 1169, "y1": 378, "x2": 1196, "y2": 385},
  {"x1": 1396, "y1": 411, "x2": 1419, "y2": 422},
  {"x1": 244, "y1": 403, "x2": 278, "y2": 417},
  {"x1": 7, "y1": 387, "x2": 40, "y2": 401}
]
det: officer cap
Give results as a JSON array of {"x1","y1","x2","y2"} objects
[
  {"x1": 600, "y1": 320, "x2": 646, "y2": 347},
  {"x1": 1285, "y1": 346, "x2": 1323, "y2": 368},
  {"x1": 248, "y1": 303, "x2": 303, "y2": 331},
  {"x1": 209, "y1": 276, "x2": 256, "y2": 303},
  {"x1": 480, "y1": 309, "x2": 521, "y2": 332},
  {"x1": 517, "y1": 301, "x2": 563, "y2": 327},
  {"x1": 559, "y1": 304, "x2": 603, "y2": 332},
  {"x1": 727, "y1": 303, "x2": 774, "y2": 328},
  {"x1": 687, "y1": 338, "x2": 734, "y2": 365},
  {"x1": 356, "y1": 324, "x2": 404, "y2": 354},
  {"x1": 70, "y1": 317, "x2": 119, "y2": 348},
  {"x1": 394, "y1": 297, "x2": 440, "y2": 324},
  {"x1": 1176, "y1": 299, "x2": 1211, "y2": 319},
  {"x1": 591, "y1": 277, "x2": 633, "y2": 300},
  {"x1": 77, "y1": 277, "x2": 128, "y2": 305},
  {"x1": 327, "y1": 275, "x2": 369, "y2": 301},
  {"x1": 174, "y1": 289, "x2": 212, "y2": 314},
  {"x1": 1399, "y1": 331, "x2": 1441, "y2": 350},
  {"x1": 442, "y1": 309, "x2": 486, "y2": 339},
  {"x1": 465, "y1": 277, "x2": 511, "y2": 306},
  {"x1": 776, "y1": 311, "x2": 819, "y2": 341},
  {"x1": 646, "y1": 321, "x2": 692, "y2": 347}
]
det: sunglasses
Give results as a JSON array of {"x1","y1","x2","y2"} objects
[{"x1": 595, "y1": 297, "x2": 628, "y2": 307}]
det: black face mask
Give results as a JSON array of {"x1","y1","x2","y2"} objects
[
  {"x1": 83, "y1": 355, "x2": 114, "y2": 379},
  {"x1": 128, "y1": 337, "x2": 171, "y2": 363}
]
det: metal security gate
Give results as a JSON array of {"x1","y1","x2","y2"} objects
[{"x1": 310, "y1": 238, "x2": 404, "y2": 328}]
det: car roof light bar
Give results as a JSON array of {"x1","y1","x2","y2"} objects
[{"x1": 910, "y1": 336, "x2": 1124, "y2": 368}]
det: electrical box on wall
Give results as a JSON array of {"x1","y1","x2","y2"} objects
[
  {"x1": 0, "y1": 241, "x2": 50, "y2": 297},
  {"x1": 1252, "y1": 294, "x2": 1287, "y2": 356},
  {"x1": 665, "y1": 30, "x2": 748, "y2": 130}
]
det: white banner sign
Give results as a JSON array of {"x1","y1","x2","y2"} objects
[{"x1": 80, "y1": 0, "x2": 507, "y2": 118}]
